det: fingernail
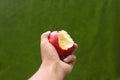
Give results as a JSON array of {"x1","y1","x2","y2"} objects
[{"x1": 64, "y1": 58, "x2": 68, "y2": 62}]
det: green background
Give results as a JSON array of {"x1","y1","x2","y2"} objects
[{"x1": 0, "y1": 0, "x2": 120, "y2": 80}]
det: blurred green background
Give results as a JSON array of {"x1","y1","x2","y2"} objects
[{"x1": 0, "y1": 0, "x2": 120, "y2": 80}]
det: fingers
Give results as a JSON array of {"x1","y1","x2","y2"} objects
[
  {"x1": 40, "y1": 31, "x2": 59, "y2": 61},
  {"x1": 63, "y1": 55, "x2": 76, "y2": 66}
]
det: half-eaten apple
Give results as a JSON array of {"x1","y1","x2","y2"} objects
[{"x1": 48, "y1": 30, "x2": 78, "y2": 59}]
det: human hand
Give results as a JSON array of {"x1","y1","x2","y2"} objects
[{"x1": 29, "y1": 31, "x2": 77, "y2": 80}]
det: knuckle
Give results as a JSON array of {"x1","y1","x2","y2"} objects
[
  {"x1": 72, "y1": 55, "x2": 76, "y2": 60},
  {"x1": 74, "y1": 56, "x2": 77, "y2": 60}
]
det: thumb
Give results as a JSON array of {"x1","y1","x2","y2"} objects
[
  {"x1": 40, "y1": 31, "x2": 59, "y2": 61},
  {"x1": 41, "y1": 31, "x2": 51, "y2": 42}
]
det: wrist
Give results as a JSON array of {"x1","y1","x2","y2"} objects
[{"x1": 40, "y1": 61, "x2": 64, "y2": 80}]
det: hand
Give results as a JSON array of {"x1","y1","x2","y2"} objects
[{"x1": 29, "y1": 31, "x2": 77, "y2": 80}]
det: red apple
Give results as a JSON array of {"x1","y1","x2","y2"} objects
[{"x1": 48, "y1": 30, "x2": 78, "y2": 59}]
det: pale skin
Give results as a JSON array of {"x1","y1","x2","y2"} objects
[{"x1": 29, "y1": 31, "x2": 77, "y2": 80}]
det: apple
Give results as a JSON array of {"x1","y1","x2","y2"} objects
[{"x1": 48, "y1": 30, "x2": 78, "y2": 59}]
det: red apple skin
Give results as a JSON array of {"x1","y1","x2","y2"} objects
[{"x1": 48, "y1": 31, "x2": 77, "y2": 59}]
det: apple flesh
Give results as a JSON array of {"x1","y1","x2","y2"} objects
[{"x1": 48, "y1": 30, "x2": 77, "y2": 59}]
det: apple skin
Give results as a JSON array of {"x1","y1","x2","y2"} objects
[{"x1": 48, "y1": 31, "x2": 77, "y2": 59}]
